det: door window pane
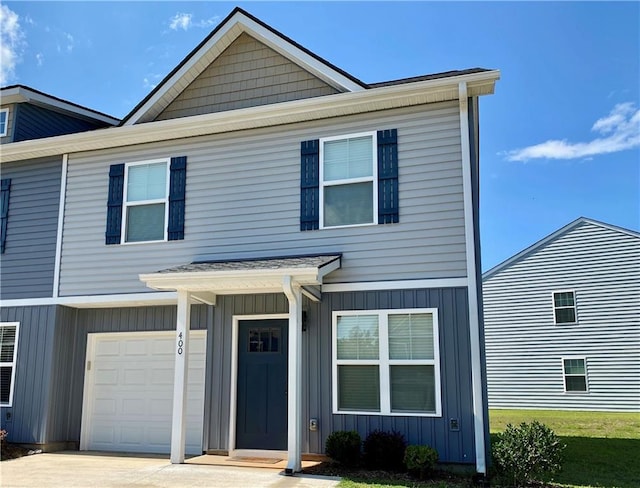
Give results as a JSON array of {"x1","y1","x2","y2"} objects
[
  {"x1": 338, "y1": 365, "x2": 380, "y2": 411},
  {"x1": 390, "y1": 365, "x2": 435, "y2": 413}
]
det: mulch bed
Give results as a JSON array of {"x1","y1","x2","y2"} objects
[{"x1": 1, "y1": 443, "x2": 34, "y2": 461}]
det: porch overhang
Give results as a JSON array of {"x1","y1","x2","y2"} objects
[{"x1": 139, "y1": 254, "x2": 341, "y2": 297}]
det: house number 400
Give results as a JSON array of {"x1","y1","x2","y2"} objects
[{"x1": 177, "y1": 332, "x2": 184, "y2": 355}]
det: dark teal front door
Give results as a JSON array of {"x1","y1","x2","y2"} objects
[{"x1": 236, "y1": 319, "x2": 288, "y2": 450}]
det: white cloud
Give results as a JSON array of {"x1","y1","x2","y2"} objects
[
  {"x1": 65, "y1": 32, "x2": 74, "y2": 52},
  {"x1": 505, "y1": 102, "x2": 640, "y2": 162},
  {"x1": 36, "y1": 52, "x2": 43, "y2": 66},
  {"x1": 143, "y1": 73, "x2": 163, "y2": 90},
  {"x1": 169, "y1": 13, "x2": 192, "y2": 31},
  {"x1": 0, "y1": 4, "x2": 25, "y2": 84}
]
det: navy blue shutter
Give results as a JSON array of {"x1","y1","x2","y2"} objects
[
  {"x1": 300, "y1": 140, "x2": 320, "y2": 231},
  {"x1": 377, "y1": 129, "x2": 399, "y2": 224},
  {"x1": 1, "y1": 178, "x2": 11, "y2": 253},
  {"x1": 105, "y1": 164, "x2": 124, "y2": 245},
  {"x1": 168, "y1": 156, "x2": 187, "y2": 241}
]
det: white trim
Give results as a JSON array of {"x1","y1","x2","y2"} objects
[
  {"x1": 319, "y1": 131, "x2": 378, "y2": 229},
  {"x1": 122, "y1": 159, "x2": 170, "y2": 244},
  {"x1": 1, "y1": 70, "x2": 500, "y2": 164},
  {"x1": 0, "y1": 292, "x2": 178, "y2": 308},
  {"x1": 0, "y1": 108, "x2": 8, "y2": 137},
  {"x1": 562, "y1": 356, "x2": 589, "y2": 393},
  {"x1": 228, "y1": 313, "x2": 289, "y2": 458},
  {"x1": 458, "y1": 82, "x2": 486, "y2": 475},
  {"x1": 552, "y1": 289, "x2": 578, "y2": 325},
  {"x1": 0, "y1": 322, "x2": 20, "y2": 407},
  {"x1": 52, "y1": 154, "x2": 68, "y2": 297},
  {"x1": 323, "y1": 278, "x2": 468, "y2": 293},
  {"x1": 331, "y1": 309, "x2": 442, "y2": 417},
  {"x1": 171, "y1": 290, "x2": 191, "y2": 463}
]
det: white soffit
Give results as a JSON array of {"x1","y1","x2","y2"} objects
[{"x1": 125, "y1": 10, "x2": 365, "y2": 125}]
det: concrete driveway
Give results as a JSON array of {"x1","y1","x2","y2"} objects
[{"x1": 0, "y1": 452, "x2": 341, "y2": 488}]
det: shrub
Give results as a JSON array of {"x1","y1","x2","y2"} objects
[
  {"x1": 404, "y1": 445, "x2": 439, "y2": 479},
  {"x1": 325, "y1": 430, "x2": 361, "y2": 467},
  {"x1": 492, "y1": 420, "x2": 565, "y2": 487},
  {"x1": 363, "y1": 430, "x2": 407, "y2": 471}
]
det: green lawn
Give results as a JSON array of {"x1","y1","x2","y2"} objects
[
  {"x1": 334, "y1": 410, "x2": 640, "y2": 488},
  {"x1": 489, "y1": 409, "x2": 640, "y2": 488}
]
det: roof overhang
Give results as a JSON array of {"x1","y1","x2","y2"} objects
[
  {"x1": 139, "y1": 255, "x2": 341, "y2": 299},
  {"x1": 0, "y1": 69, "x2": 500, "y2": 164},
  {"x1": 0, "y1": 85, "x2": 120, "y2": 125}
]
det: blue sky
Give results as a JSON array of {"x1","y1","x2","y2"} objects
[{"x1": 2, "y1": 1, "x2": 638, "y2": 270}]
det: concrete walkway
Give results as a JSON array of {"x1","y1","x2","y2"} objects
[{"x1": 0, "y1": 452, "x2": 341, "y2": 488}]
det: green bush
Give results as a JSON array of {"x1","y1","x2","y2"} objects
[
  {"x1": 363, "y1": 430, "x2": 407, "y2": 471},
  {"x1": 325, "y1": 430, "x2": 361, "y2": 467},
  {"x1": 404, "y1": 444, "x2": 439, "y2": 479},
  {"x1": 492, "y1": 420, "x2": 565, "y2": 487}
]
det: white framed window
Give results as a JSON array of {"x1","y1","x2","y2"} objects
[
  {"x1": 122, "y1": 159, "x2": 170, "y2": 243},
  {"x1": 320, "y1": 131, "x2": 378, "y2": 228},
  {"x1": 562, "y1": 357, "x2": 588, "y2": 393},
  {"x1": 0, "y1": 322, "x2": 20, "y2": 407},
  {"x1": 332, "y1": 309, "x2": 441, "y2": 416},
  {"x1": 553, "y1": 290, "x2": 577, "y2": 324},
  {"x1": 0, "y1": 109, "x2": 8, "y2": 137}
]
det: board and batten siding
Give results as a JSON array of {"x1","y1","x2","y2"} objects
[
  {"x1": 205, "y1": 288, "x2": 476, "y2": 464},
  {"x1": 59, "y1": 102, "x2": 467, "y2": 296},
  {"x1": 0, "y1": 157, "x2": 62, "y2": 300},
  {"x1": 483, "y1": 221, "x2": 640, "y2": 411},
  {"x1": 156, "y1": 33, "x2": 339, "y2": 121}
]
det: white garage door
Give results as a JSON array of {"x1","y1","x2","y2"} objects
[{"x1": 81, "y1": 331, "x2": 206, "y2": 455}]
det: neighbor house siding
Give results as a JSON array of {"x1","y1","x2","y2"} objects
[
  {"x1": 59, "y1": 102, "x2": 467, "y2": 296},
  {"x1": 13, "y1": 103, "x2": 107, "y2": 141},
  {"x1": 205, "y1": 288, "x2": 475, "y2": 464},
  {"x1": 156, "y1": 33, "x2": 339, "y2": 121},
  {"x1": 0, "y1": 157, "x2": 61, "y2": 300},
  {"x1": 484, "y1": 221, "x2": 640, "y2": 411}
]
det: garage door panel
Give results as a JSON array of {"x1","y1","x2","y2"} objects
[{"x1": 83, "y1": 331, "x2": 205, "y2": 455}]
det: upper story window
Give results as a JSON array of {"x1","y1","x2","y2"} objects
[
  {"x1": 553, "y1": 290, "x2": 577, "y2": 324},
  {"x1": 300, "y1": 129, "x2": 398, "y2": 231},
  {"x1": 123, "y1": 160, "x2": 169, "y2": 243},
  {"x1": 105, "y1": 156, "x2": 187, "y2": 245},
  {"x1": 332, "y1": 309, "x2": 441, "y2": 416},
  {"x1": 563, "y1": 357, "x2": 588, "y2": 393},
  {"x1": 320, "y1": 132, "x2": 377, "y2": 228},
  {"x1": 0, "y1": 322, "x2": 20, "y2": 407},
  {"x1": 0, "y1": 109, "x2": 8, "y2": 137}
]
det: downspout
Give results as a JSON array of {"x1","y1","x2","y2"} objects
[
  {"x1": 282, "y1": 275, "x2": 303, "y2": 474},
  {"x1": 458, "y1": 81, "x2": 487, "y2": 475}
]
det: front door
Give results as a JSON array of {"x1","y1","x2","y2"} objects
[{"x1": 236, "y1": 319, "x2": 288, "y2": 450}]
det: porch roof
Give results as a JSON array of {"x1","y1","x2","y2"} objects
[{"x1": 139, "y1": 254, "x2": 341, "y2": 296}]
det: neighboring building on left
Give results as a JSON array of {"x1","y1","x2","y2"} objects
[{"x1": 0, "y1": 85, "x2": 119, "y2": 449}]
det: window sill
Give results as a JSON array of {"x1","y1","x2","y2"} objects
[
  {"x1": 118, "y1": 239, "x2": 169, "y2": 246},
  {"x1": 320, "y1": 221, "x2": 377, "y2": 230}
]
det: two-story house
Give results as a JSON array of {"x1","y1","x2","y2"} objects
[
  {"x1": 483, "y1": 217, "x2": 640, "y2": 412},
  {"x1": 0, "y1": 8, "x2": 499, "y2": 476}
]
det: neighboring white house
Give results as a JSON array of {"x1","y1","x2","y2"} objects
[{"x1": 483, "y1": 217, "x2": 640, "y2": 411}]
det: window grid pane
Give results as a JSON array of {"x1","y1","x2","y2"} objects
[
  {"x1": 127, "y1": 163, "x2": 167, "y2": 202},
  {"x1": 564, "y1": 359, "x2": 585, "y2": 375},
  {"x1": 565, "y1": 376, "x2": 587, "y2": 392},
  {"x1": 338, "y1": 365, "x2": 380, "y2": 411},
  {"x1": 324, "y1": 136, "x2": 373, "y2": 181},
  {"x1": 390, "y1": 365, "x2": 435, "y2": 413},
  {"x1": 125, "y1": 203, "x2": 165, "y2": 242},
  {"x1": 337, "y1": 315, "x2": 379, "y2": 360},
  {"x1": 324, "y1": 181, "x2": 373, "y2": 227},
  {"x1": 388, "y1": 314, "x2": 434, "y2": 360},
  {"x1": 554, "y1": 292, "x2": 575, "y2": 307}
]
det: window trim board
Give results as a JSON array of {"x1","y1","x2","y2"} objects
[
  {"x1": 0, "y1": 322, "x2": 20, "y2": 407},
  {"x1": 552, "y1": 289, "x2": 578, "y2": 325},
  {"x1": 0, "y1": 108, "x2": 9, "y2": 137},
  {"x1": 562, "y1": 356, "x2": 589, "y2": 394},
  {"x1": 331, "y1": 308, "x2": 442, "y2": 417}
]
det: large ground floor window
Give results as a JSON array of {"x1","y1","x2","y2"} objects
[{"x1": 332, "y1": 309, "x2": 441, "y2": 416}]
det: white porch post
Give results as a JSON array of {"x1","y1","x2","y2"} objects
[
  {"x1": 170, "y1": 290, "x2": 191, "y2": 464},
  {"x1": 283, "y1": 276, "x2": 303, "y2": 474}
]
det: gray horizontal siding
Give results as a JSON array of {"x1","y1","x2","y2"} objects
[
  {"x1": 483, "y1": 221, "x2": 640, "y2": 411},
  {"x1": 0, "y1": 157, "x2": 61, "y2": 299},
  {"x1": 205, "y1": 288, "x2": 477, "y2": 465},
  {"x1": 156, "y1": 33, "x2": 339, "y2": 121},
  {"x1": 60, "y1": 102, "x2": 467, "y2": 296}
]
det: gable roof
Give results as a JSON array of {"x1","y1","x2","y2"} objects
[
  {"x1": 121, "y1": 7, "x2": 368, "y2": 126},
  {"x1": 483, "y1": 217, "x2": 640, "y2": 281},
  {"x1": 0, "y1": 85, "x2": 120, "y2": 125}
]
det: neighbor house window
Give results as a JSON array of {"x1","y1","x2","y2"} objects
[
  {"x1": 0, "y1": 322, "x2": 19, "y2": 406},
  {"x1": 333, "y1": 309, "x2": 441, "y2": 416},
  {"x1": 320, "y1": 132, "x2": 377, "y2": 228},
  {"x1": 0, "y1": 109, "x2": 8, "y2": 137},
  {"x1": 563, "y1": 357, "x2": 588, "y2": 392},
  {"x1": 123, "y1": 160, "x2": 169, "y2": 243},
  {"x1": 553, "y1": 290, "x2": 577, "y2": 324}
]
